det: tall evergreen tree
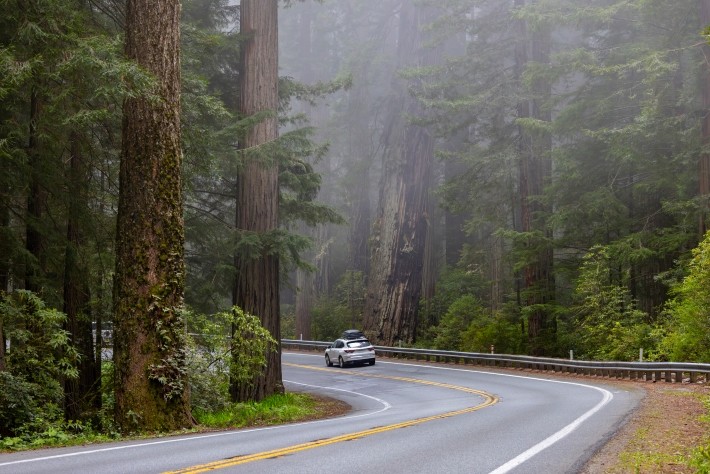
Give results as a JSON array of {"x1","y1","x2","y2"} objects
[
  {"x1": 514, "y1": 0, "x2": 555, "y2": 355},
  {"x1": 231, "y1": 0, "x2": 283, "y2": 402},
  {"x1": 700, "y1": 0, "x2": 710, "y2": 235},
  {"x1": 363, "y1": 1, "x2": 437, "y2": 345},
  {"x1": 113, "y1": 0, "x2": 192, "y2": 431}
]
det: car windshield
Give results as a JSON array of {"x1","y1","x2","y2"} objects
[{"x1": 347, "y1": 340, "x2": 370, "y2": 348}]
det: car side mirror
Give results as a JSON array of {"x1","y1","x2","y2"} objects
[{"x1": 327, "y1": 345, "x2": 332, "y2": 349}]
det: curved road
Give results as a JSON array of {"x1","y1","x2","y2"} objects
[{"x1": 0, "y1": 351, "x2": 642, "y2": 473}]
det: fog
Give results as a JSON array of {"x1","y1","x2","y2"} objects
[{"x1": 273, "y1": 0, "x2": 707, "y2": 352}]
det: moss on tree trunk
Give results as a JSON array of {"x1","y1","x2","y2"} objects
[{"x1": 113, "y1": 0, "x2": 192, "y2": 432}]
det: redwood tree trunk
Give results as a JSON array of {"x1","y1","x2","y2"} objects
[
  {"x1": 515, "y1": 0, "x2": 554, "y2": 355},
  {"x1": 0, "y1": 137, "x2": 9, "y2": 370},
  {"x1": 231, "y1": 0, "x2": 283, "y2": 402},
  {"x1": 113, "y1": 0, "x2": 191, "y2": 432},
  {"x1": 63, "y1": 133, "x2": 99, "y2": 421},
  {"x1": 363, "y1": 2, "x2": 435, "y2": 346},
  {"x1": 26, "y1": 89, "x2": 46, "y2": 293},
  {"x1": 295, "y1": 265, "x2": 313, "y2": 340}
]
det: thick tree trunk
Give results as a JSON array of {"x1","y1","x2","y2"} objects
[
  {"x1": 363, "y1": 2, "x2": 435, "y2": 346},
  {"x1": 345, "y1": 76, "x2": 373, "y2": 277},
  {"x1": 113, "y1": 0, "x2": 192, "y2": 432},
  {"x1": 700, "y1": 0, "x2": 710, "y2": 235},
  {"x1": 63, "y1": 134, "x2": 99, "y2": 421},
  {"x1": 231, "y1": 0, "x2": 283, "y2": 403}
]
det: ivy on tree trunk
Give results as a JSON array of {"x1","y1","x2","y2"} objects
[{"x1": 113, "y1": 0, "x2": 192, "y2": 432}]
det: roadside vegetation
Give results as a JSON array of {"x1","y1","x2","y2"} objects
[{"x1": 0, "y1": 301, "x2": 330, "y2": 451}]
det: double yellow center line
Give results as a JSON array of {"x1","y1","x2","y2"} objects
[{"x1": 165, "y1": 363, "x2": 498, "y2": 473}]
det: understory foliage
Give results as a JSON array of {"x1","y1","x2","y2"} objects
[
  {"x1": 0, "y1": 291, "x2": 78, "y2": 438},
  {"x1": 659, "y1": 232, "x2": 710, "y2": 362},
  {"x1": 185, "y1": 306, "x2": 277, "y2": 414},
  {"x1": 568, "y1": 247, "x2": 656, "y2": 361},
  {"x1": 226, "y1": 306, "x2": 278, "y2": 396},
  {"x1": 0, "y1": 301, "x2": 282, "y2": 448},
  {"x1": 307, "y1": 271, "x2": 366, "y2": 342}
]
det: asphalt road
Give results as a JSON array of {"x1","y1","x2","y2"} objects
[{"x1": 0, "y1": 351, "x2": 642, "y2": 474}]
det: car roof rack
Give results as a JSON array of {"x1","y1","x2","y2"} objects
[{"x1": 341, "y1": 329, "x2": 365, "y2": 339}]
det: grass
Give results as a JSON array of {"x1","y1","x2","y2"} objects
[
  {"x1": 0, "y1": 392, "x2": 328, "y2": 452},
  {"x1": 193, "y1": 392, "x2": 318, "y2": 429},
  {"x1": 690, "y1": 395, "x2": 710, "y2": 473},
  {"x1": 0, "y1": 421, "x2": 119, "y2": 451},
  {"x1": 614, "y1": 390, "x2": 710, "y2": 474}
]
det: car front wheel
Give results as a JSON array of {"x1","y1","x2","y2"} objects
[{"x1": 325, "y1": 354, "x2": 333, "y2": 367}]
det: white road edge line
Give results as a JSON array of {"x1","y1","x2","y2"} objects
[
  {"x1": 488, "y1": 385, "x2": 613, "y2": 474},
  {"x1": 0, "y1": 381, "x2": 390, "y2": 468},
  {"x1": 289, "y1": 351, "x2": 615, "y2": 474}
]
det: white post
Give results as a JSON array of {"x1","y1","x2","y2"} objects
[
  {"x1": 570, "y1": 350, "x2": 574, "y2": 360},
  {"x1": 639, "y1": 348, "x2": 643, "y2": 362},
  {"x1": 300, "y1": 333, "x2": 303, "y2": 341}
]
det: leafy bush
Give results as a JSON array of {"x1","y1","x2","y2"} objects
[
  {"x1": 660, "y1": 232, "x2": 710, "y2": 362},
  {"x1": 227, "y1": 306, "x2": 277, "y2": 389},
  {"x1": 0, "y1": 290, "x2": 78, "y2": 437},
  {"x1": 433, "y1": 295, "x2": 482, "y2": 350},
  {"x1": 432, "y1": 294, "x2": 524, "y2": 354},
  {"x1": 183, "y1": 306, "x2": 276, "y2": 413},
  {"x1": 570, "y1": 247, "x2": 655, "y2": 360},
  {"x1": 0, "y1": 372, "x2": 36, "y2": 437},
  {"x1": 461, "y1": 312, "x2": 524, "y2": 355},
  {"x1": 184, "y1": 308, "x2": 232, "y2": 413}
]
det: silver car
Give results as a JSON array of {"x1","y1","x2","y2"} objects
[{"x1": 325, "y1": 338, "x2": 376, "y2": 367}]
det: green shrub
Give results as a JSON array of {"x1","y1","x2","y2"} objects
[
  {"x1": 659, "y1": 232, "x2": 710, "y2": 362},
  {"x1": 433, "y1": 295, "x2": 482, "y2": 350},
  {"x1": 419, "y1": 267, "x2": 487, "y2": 343},
  {"x1": 0, "y1": 372, "x2": 37, "y2": 437},
  {"x1": 183, "y1": 306, "x2": 276, "y2": 413},
  {"x1": 570, "y1": 247, "x2": 655, "y2": 361},
  {"x1": 0, "y1": 290, "x2": 78, "y2": 437},
  {"x1": 461, "y1": 313, "x2": 524, "y2": 354}
]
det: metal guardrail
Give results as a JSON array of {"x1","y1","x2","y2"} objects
[{"x1": 281, "y1": 339, "x2": 710, "y2": 384}]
